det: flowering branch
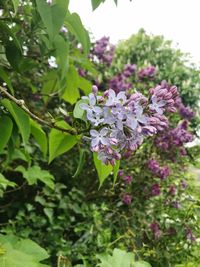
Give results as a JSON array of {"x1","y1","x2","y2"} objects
[{"x1": 0, "y1": 86, "x2": 77, "y2": 135}]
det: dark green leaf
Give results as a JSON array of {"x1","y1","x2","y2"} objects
[
  {"x1": 0, "y1": 115, "x2": 13, "y2": 153},
  {"x1": 1, "y1": 100, "x2": 30, "y2": 145},
  {"x1": 65, "y1": 12, "x2": 90, "y2": 55},
  {"x1": 91, "y1": 0, "x2": 105, "y2": 10},
  {"x1": 113, "y1": 160, "x2": 120, "y2": 185},
  {"x1": 72, "y1": 149, "x2": 86, "y2": 178},
  {"x1": 0, "y1": 67, "x2": 14, "y2": 94},
  {"x1": 36, "y1": 0, "x2": 69, "y2": 41},
  {"x1": 30, "y1": 120, "x2": 47, "y2": 156}
]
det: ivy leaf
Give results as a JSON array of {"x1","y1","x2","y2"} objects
[
  {"x1": 1, "y1": 99, "x2": 30, "y2": 145},
  {"x1": 0, "y1": 115, "x2": 13, "y2": 153},
  {"x1": 36, "y1": 0, "x2": 69, "y2": 41},
  {"x1": 30, "y1": 120, "x2": 47, "y2": 156},
  {"x1": 16, "y1": 165, "x2": 55, "y2": 189},
  {"x1": 65, "y1": 12, "x2": 90, "y2": 55},
  {"x1": 49, "y1": 121, "x2": 77, "y2": 163},
  {"x1": 0, "y1": 174, "x2": 16, "y2": 190},
  {"x1": 93, "y1": 153, "x2": 113, "y2": 186}
]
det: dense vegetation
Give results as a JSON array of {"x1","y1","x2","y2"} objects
[{"x1": 0, "y1": 1, "x2": 199, "y2": 267}]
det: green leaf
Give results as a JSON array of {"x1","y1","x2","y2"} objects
[
  {"x1": 134, "y1": 262, "x2": 152, "y2": 267},
  {"x1": 72, "y1": 149, "x2": 86, "y2": 178},
  {"x1": 93, "y1": 153, "x2": 113, "y2": 186},
  {"x1": 12, "y1": 0, "x2": 20, "y2": 13},
  {"x1": 36, "y1": 0, "x2": 69, "y2": 41},
  {"x1": 16, "y1": 165, "x2": 55, "y2": 189},
  {"x1": 1, "y1": 99, "x2": 30, "y2": 145},
  {"x1": 49, "y1": 121, "x2": 77, "y2": 163},
  {"x1": 113, "y1": 160, "x2": 120, "y2": 185},
  {"x1": 0, "y1": 115, "x2": 13, "y2": 153},
  {"x1": 113, "y1": 0, "x2": 118, "y2": 5},
  {"x1": 97, "y1": 248, "x2": 135, "y2": 267},
  {"x1": 0, "y1": 67, "x2": 14, "y2": 94},
  {"x1": 54, "y1": 35, "x2": 69, "y2": 79},
  {"x1": 0, "y1": 234, "x2": 50, "y2": 267},
  {"x1": 30, "y1": 120, "x2": 47, "y2": 156},
  {"x1": 62, "y1": 65, "x2": 80, "y2": 104},
  {"x1": 78, "y1": 76, "x2": 92, "y2": 95},
  {"x1": 91, "y1": 0, "x2": 105, "y2": 10},
  {"x1": 0, "y1": 174, "x2": 16, "y2": 190},
  {"x1": 5, "y1": 41, "x2": 23, "y2": 72},
  {"x1": 65, "y1": 12, "x2": 90, "y2": 54},
  {"x1": 73, "y1": 99, "x2": 87, "y2": 120}
]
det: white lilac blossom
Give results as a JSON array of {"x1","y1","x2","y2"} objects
[
  {"x1": 48, "y1": 56, "x2": 58, "y2": 69},
  {"x1": 80, "y1": 83, "x2": 179, "y2": 165},
  {"x1": 46, "y1": 0, "x2": 53, "y2": 4}
]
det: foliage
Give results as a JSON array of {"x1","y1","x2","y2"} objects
[
  {"x1": 0, "y1": 1, "x2": 199, "y2": 267},
  {"x1": 0, "y1": 234, "x2": 49, "y2": 267}
]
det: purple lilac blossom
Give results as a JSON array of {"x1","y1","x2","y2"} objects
[
  {"x1": 148, "y1": 159, "x2": 170, "y2": 179},
  {"x1": 80, "y1": 84, "x2": 179, "y2": 165},
  {"x1": 155, "y1": 121, "x2": 194, "y2": 155},
  {"x1": 185, "y1": 228, "x2": 196, "y2": 242},
  {"x1": 175, "y1": 96, "x2": 195, "y2": 120},
  {"x1": 122, "y1": 194, "x2": 132, "y2": 205},
  {"x1": 123, "y1": 175, "x2": 132, "y2": 184},
  {"x1": 151, "y1": 184, "x2": 161, "y2": 196},
  {"x1": 138, "y1": 66, "x2": 156, "y2": 80},
  {"x1": 92, "y1": 36, "x2": 115, "y2": 66},
  {"x1": 150, "y1": 222, "x2": 162, "y2": 239},
  {"x1": 149, "y1": 81, "x2": 178, "y2": 114},
  {"x1": 123, "y1": 64, "x2": 137, "y2": 77}
]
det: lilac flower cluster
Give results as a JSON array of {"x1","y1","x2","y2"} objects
[
  {"x1": 80, "y1": 83, "x2": 179, "y2": 165},
  {"x1": 138, "y1": 66, "x2": 157, "y2": 80},
  {"x1": 92, "y1": 37, "x2": 115, "y2": 66},
  {"x1": 150, "y1": 222, "x2": 162, "y2": 239},
  {"x1": 175, "y1": 96, "x2": 195, "y2": 120},
  {"x1": 155, "y1": 120, "x2": 194, "y2": 152},
  {"x1": 149, "y1": 80, "x2": 178, "y2": 114},
  {"x1": 148, "y1": 159, "x2": 170, "y2": 179},
  {"x1": 109, "y1": 64, "x2": 136, "y2": 93}
]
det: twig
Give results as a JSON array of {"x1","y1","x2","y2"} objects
[{"x1": 0, "y1": 86, "x2": 77, "y2": 135}]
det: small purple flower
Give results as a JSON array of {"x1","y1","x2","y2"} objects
[
  {"x1": 149, "y1": 96, "x2": 166, "y2": 114},
  {"x1": 151, "y1": 184, "x2": 161, "y2": 196},
  {"x1": 168, "y1": 185, "x2": 176, "y2": 196},
  {"x1": 185, "y1": 228, "x2": 196, "y2": 242},
  {"x1": 122, "y1": 194, "x2": 132, "y2": 205},
  {"x1": 90, "y1": 128, "x2": 109, "y2": 148},
  {"x1": 105, "y1": 89, "x2": 127, "y2": 106},
  {"x1": 181, "y1": 180, "x2": 188, "y2": 189},
  {"x1": 150, "y1": 222, "x2": 161, "y2": 239},
  {"x1": 171, "y1": 201, "x2": 181, "y2": 209},
  {"x1": 138, "y1": 66, "x2": 156, "y2": 80},
  {"x1": 123, "y1": 175, "x2": 132, "y2": 184}
]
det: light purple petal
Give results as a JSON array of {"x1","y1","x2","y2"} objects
[
  {"x1": 89, "y1": 93, "x2": 96, "y2": 106},
  {"x1": 80, "y1": 103, "x2": 90, "y2": 110},
  {"x1": 91, "y1": 137, "x2": 99, "y2": 147},
  {"x1": 90, "y1": 129, "x2": 99, "y2": 137},
  {"x1": 100, "y1": 127, "x2": 108, "y2": 136}
]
